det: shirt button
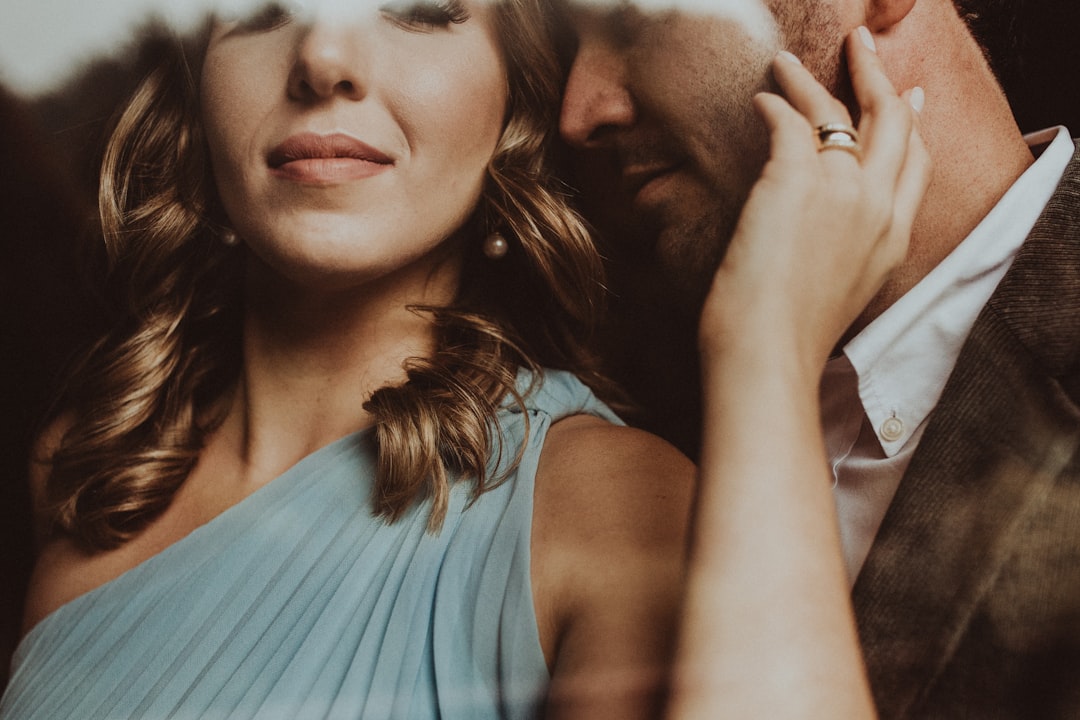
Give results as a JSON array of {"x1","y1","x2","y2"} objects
[{"x1": 880, "y1": 416, "x2": 905, "y2": 442}]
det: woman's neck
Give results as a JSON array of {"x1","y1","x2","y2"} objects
[{"x1": 218, "y1": 252, "x2": 459, "y2": 486}]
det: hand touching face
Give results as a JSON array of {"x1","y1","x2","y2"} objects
[{"x1": 559, "y1": 0, "x2": 848, "y2": 304}]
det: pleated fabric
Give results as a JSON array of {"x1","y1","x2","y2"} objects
[{"x1": 1, "y1": 369, "x2": 620, "y2": 720}]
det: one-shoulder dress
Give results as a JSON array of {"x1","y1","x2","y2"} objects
[{"x1": 0, "y1": 369, "x2": 621, "y2": 720}]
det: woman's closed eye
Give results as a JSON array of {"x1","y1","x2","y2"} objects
[
  {"x1": 229, "y1": 2, "x2": 297, "y2": 34},
  {"x1": 381, "y1": 0, "x2": 471, "y2": 31}
]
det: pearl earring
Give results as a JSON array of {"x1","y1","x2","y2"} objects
[
  {"x1": 483, "y1": 232, "x2": 509, "y2": 260},
  {"x1": 220, "y1": 228, "x2": 239, "y2": 247}
]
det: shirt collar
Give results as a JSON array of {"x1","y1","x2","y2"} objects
[{"x1": 840, "y1": 126, "x2": 1074, "y2": 457}]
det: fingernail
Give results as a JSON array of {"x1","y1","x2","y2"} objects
[
  {"x1": 777, "y1": 50, "x2": 803, "y2": 66},
  {"x1": 857, "y1": 26, "x2": 876, "y2": 52},
  {"x1": 910, "y1": 86, "x2": 925, "y2": 113}
]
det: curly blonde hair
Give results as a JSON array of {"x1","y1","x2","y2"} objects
[{"x1": 43, "y1": 1, "x2": 613, "y2": 548}]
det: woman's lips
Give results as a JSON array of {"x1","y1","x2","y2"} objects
[{"x1": 267, "y1": 132, "x2": 394, "y2": 183}]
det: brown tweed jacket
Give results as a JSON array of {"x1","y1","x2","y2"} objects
[{"x1": 854, "y1": 146, "x2": 1080, "y2": 719}]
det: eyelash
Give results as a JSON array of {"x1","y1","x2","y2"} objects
[
  {"x1": 232, "y1": 3, "x2": 296, "y2": 33},
  {"x1": 227, "y1": 0, "x2": 469, "y2": 36},
  {"x1": 381, "y1": 0, "x2": 471, "y2": 30}
]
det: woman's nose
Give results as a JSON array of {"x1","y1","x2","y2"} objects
[{"x1": 287, "y1": 22, "x2": 369, "y2": 102}]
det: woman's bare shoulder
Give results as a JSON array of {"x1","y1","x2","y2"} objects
[
  {"x1": 534, "y1": 415, "x2": 695, "y2": 549},
  {"x1": 532, "y1": 414, "x2": 696, "y2": 719}
]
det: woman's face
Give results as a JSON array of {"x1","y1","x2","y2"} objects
[{"x1": 201, "y1": 0, "x2": 508, "y2": 289}]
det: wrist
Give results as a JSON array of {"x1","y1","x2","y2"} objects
[{"x1": 701, "y1": 322, "x2": 829, "y2": 395}]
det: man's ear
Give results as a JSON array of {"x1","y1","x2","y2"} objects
[{"x1": 865, "y1": 0, "x2": 917, "y2": 31}]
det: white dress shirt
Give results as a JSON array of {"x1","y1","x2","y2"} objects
[{"x1": 823, "y1": 126, "x2": 1075, "y2": 585}]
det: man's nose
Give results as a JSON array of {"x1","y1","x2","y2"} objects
[{"x1": 559, "y1": 43, "x2": 636, "y2": 149}]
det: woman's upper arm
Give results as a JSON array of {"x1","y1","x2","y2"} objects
[{"x1": 532, "y1": 415, "x2": 696, "y2": 720}]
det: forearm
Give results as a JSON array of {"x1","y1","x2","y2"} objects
[
  {"x1": 668, "y1": 342, "x2": 875, "y2": 720},
  {"x1": 665, "y1": 29, "x2": 926, "y2": 719}
]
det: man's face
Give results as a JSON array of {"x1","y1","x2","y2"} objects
[{"x1": 560, "y1": 0, "x2": 847, "y2": 305}]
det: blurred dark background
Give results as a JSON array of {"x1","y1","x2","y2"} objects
[{"x1": 1, "y1": 3, "x2": 1078, "y2": 689}]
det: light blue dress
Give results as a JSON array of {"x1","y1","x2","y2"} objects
[{"x1": 0, "y1": 370, "x2": 621, "y2": 720}]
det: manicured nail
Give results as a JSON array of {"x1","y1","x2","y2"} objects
[
  {"x1": 777, "y1": 50, "x2": 802, "y2": 66},
  {"x1": 857, "y1": 26, "x2": 876, "y2": 52},
  {"x1": 910, "y1": 86, "x2": 925, "y2": 113}
]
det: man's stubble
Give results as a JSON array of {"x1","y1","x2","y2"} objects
[{"x1": 659, "y1": 1, "x2": 847, "y2": 310}]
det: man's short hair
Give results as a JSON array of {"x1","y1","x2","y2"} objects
[{"x1": 953, "y1": 0, "x2": 1023, "y2": 83}]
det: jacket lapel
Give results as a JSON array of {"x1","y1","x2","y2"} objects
[{"x1": 852, "y1": 147, "x2": 1080, "y2": 719}]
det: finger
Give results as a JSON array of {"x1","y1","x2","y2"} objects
[
  {"x1": 890, "y1": 104, "x2": 932, "y2": 234},
  {"x1": 751, "y1": 91, "x2": 819, "y2": 164},
  {"x1": 845, "y1": 28, "x2": 913, "y2": 181},
  {"x1": 846, "y1": 27, "x2": 902, "y2": 118},
  {"x1": 770, "y1": 51, "x2": 861, "y2": 170},
  {"x1": 770, "y1": 48, "x2": 854, "y2": 131},
  {"x1": 870, "y1": 99, "x2": 931, "y2": 274}
]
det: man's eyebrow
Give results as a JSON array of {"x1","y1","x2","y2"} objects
[
  {"x1": 607, "y1": 2, "x2": 651, "y2": 44},
  {"x1": 557, "y1": 0, "x2": 652, "y2": 50},
  {"x1": 565, "y1": 0, "x2": 635, "y2": 19}
]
